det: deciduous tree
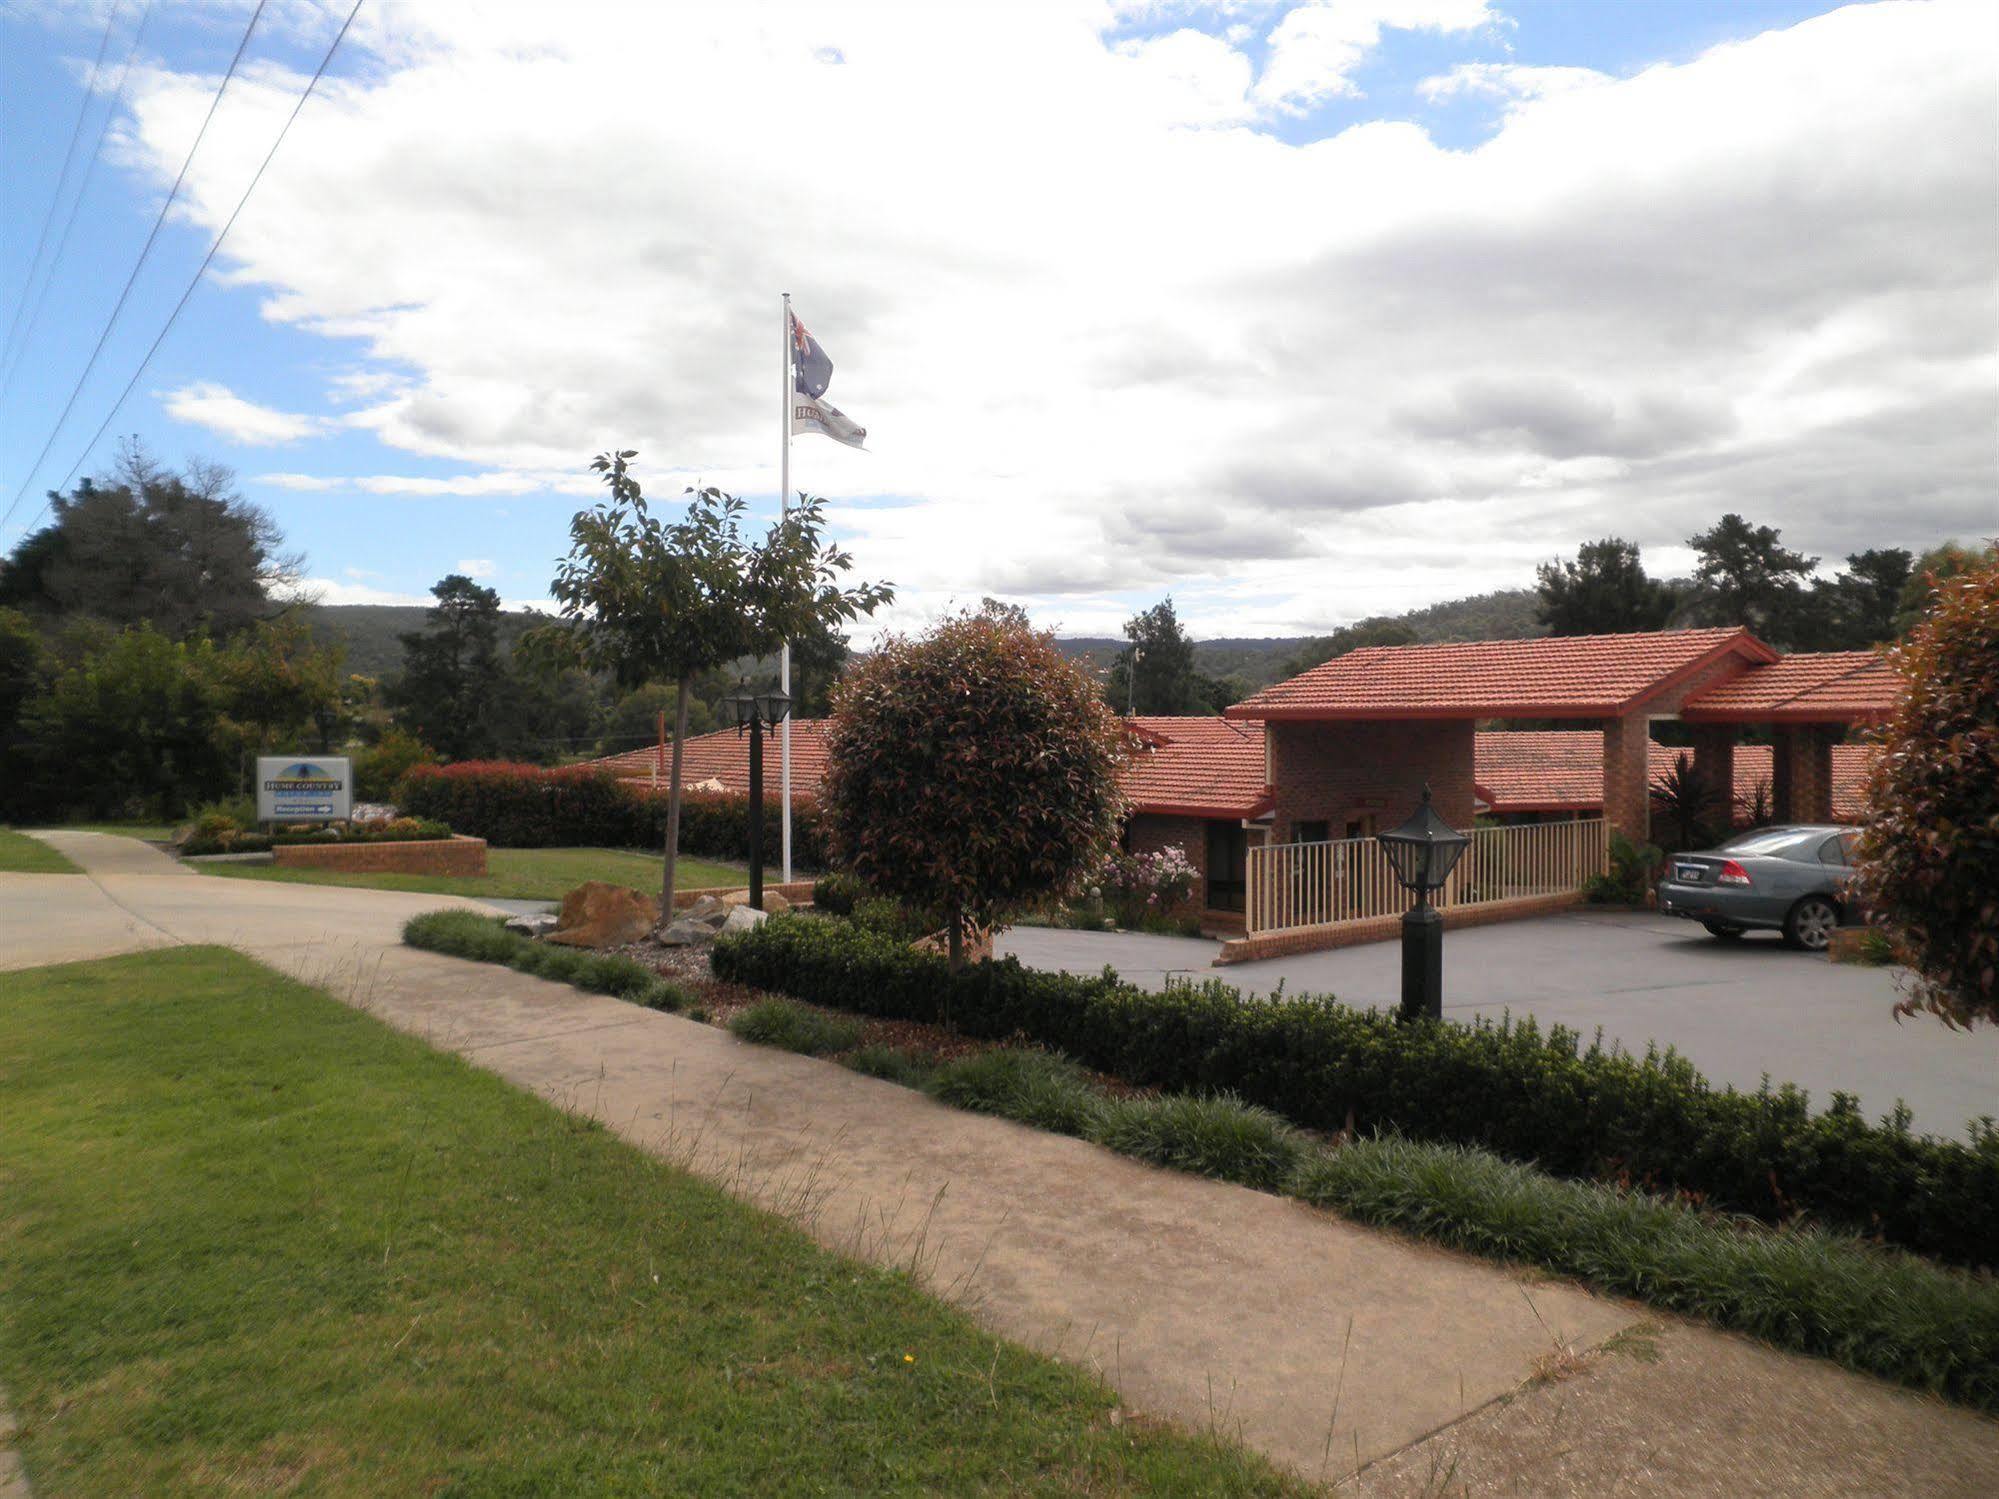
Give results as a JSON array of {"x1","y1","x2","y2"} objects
[
  {"x1": 1853, "y1": 552, "x2": 1999, "y2": 1027},
  {"x1": 530, "y1": 451, "x2": 889, "y2": 916},
  {"x1": 822, "y1": 606, "x2": 1128, "y2": 972}
]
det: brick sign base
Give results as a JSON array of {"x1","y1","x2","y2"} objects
[{"x1": 272, "y1": 835, "x2": 488, "y2": 877}]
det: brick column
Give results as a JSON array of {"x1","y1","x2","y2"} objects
[
  {"x1": 1689, "y1": 725, "x2": 1739, "y2": 829},
  {"x1": 1601, "y1": 714, "x2": 1652, "y2": 844},
  {"x1": 1774, "y1": 726, "x2": 1835, "y2": 823}
]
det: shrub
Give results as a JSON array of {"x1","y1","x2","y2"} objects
[
  {"x1": 1094, "y1": 845, "x2": 1199, "y2": 926},
  {"x1": 402, "y1": 910, "x2": 685, "y2": 1010},
  {"x1": 397, "y1": 761, "x2": 828, "y2": 865},
  {"x1": 354, "y1": 728, "x2": 438, "y2": 802},
  {"x1": 1585, "y1": 830, "x2": 1661, "y2": 905},
  {"x1": 1854, "y1": 551, "x2": 1999, "y2": 1026},
  {"x1": 1289, "y1": 1135, "x2": 1999, "y2": 1410},
  {"x1": 840, "y1": 1045, "x2": 936, "y2": 1088},
  {"x1": 849, "y1": 895, "x2": 932, "y2": 944},
  {"x1": 820, "y1": 607, "x2": 1128, "y2": 965},
  {"x1": 1095, "y1": 1092, "x2": 1304, "y2": 1191},
  {"x1": 727, "y1": 998, "x2": 862, "y2": 1056},
  {"x1": 711, "y1": 915, "x2": 1999, "y2": 1267},
  {"x1": 181, "y1": 816, "x2": 454, "y2": 858},
  {"x1": 811, "y1": 871, "x2": 866, "y2": 915},
  {"x1": 926, "y1": 1049, "x2": 1104, "y2": 1137}
]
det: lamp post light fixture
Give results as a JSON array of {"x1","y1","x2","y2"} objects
[
  {"x1": 1376, "y1": 784, "x2": 1471, "y2": 1022},
  {"x1": 721, "y1": 681, "x2": 792, "y2": 910}
]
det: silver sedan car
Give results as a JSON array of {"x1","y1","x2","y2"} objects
[{"x1": 1655, "y1": 825, "x2": 1858, "y2": 950}]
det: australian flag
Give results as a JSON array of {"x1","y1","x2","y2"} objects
[{"x1": 789, "y1": 309, "x2": 866, "y2": 449}]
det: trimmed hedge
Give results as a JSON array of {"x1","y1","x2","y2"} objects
[
  {"x1": 398, "y1": 762, "x2": 827, "y2": 866},
  {"x1": 183, "y1": 816, "x2": 453, "y2": 857},
  {"x1": 710, "y1": 915, "x2": 1999, "y2": 1268},
  {"x1": 403, "y1": 910, "x2": 688, "y2": 1011}
]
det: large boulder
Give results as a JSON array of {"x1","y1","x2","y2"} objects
[
  {"x1": 545, "y1": 881, "x2": 661, "y2": 948},
  {"x1": 720, "y1": 904, "x2": 769, "y2": 935}
]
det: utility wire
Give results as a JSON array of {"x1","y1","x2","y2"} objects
[
  {"x1": 0, "y1": 0, "x2": 159, "y2": 397},
  {"x1": 0, "y1": 0, "x2": 269, "y2": 534},
  {"x1": 25, "y1": 0, "x2": 366, "y2": 533},
  {"x1": 0, "y1": 0, "x2": 123, "y2": 372}
]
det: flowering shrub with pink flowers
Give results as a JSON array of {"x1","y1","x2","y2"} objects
[{"x1": 1093, "y1": 845, "x2": 1199, "y2": 927}]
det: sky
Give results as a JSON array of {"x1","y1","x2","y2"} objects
[{"x1": 1, "y1": 0, "x2": 1993, "y2": 640}]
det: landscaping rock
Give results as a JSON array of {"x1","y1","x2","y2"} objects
[
  {"x1": 680, "y1": 895, "x2": 730, "y2": 924},
  {"x1": 502, "y1": 912, "x2": 559, "y2": 938},
  {"x1": 720, "y1": 905, "x2": 769, "y2": 935},
  {"x1": 659, "y1": 916, "x2": 722, "y2": 947},
  {"x1": 546, "y1": 881, "x2": 661, "y2": 949}
]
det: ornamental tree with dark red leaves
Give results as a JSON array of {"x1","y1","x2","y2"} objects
[
  {"x1": 1854, "y1": 549, "x2": 1999, "y2": 1027},
  {"x1": 821, "y1": 607, "x2": 1130, "y2": 971}
]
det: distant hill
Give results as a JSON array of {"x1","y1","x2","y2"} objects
[
  {"x1": 305, "y1": 603, "x2": 547, "y2": 678},
  {"x1": 309, "y1": 589, "x2": 1545, "y2": 689}
]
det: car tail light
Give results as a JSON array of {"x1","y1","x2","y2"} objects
[{"x1": 1717, "y1": 860, "x2": 1752, "y2": 886}]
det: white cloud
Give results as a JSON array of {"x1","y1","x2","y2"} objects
[
  {"x1": 123, "y1": 0, "x2": 1999, "y2": 637},
  {"x1": 163, "y1": 381, "x2": 328, "y2": 444},
  {"x1": 1418, "y1": 61, "x2": 1610, "y2": 105},
  {"x1": 1255, "y1": 0, "x2": 1498, "y2": 112},
  {"x1": 303, "y1": 576, "x2": 429, "y2": 606},
  {"x1": 456, "y1": 557, "x2": 497, "y2": 578}
]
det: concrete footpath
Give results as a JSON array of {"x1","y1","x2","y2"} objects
[{"x1": 5, "y1": 831, "x2": 1996, "y2": 1494}]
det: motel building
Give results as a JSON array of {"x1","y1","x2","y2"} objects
[{"x1": 583, "y1": 627, "x2": 1899, "y2": 962}]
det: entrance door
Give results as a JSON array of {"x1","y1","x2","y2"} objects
[{"x1": 1205, "y1": 820, "x2": 1247, "y2": 913}]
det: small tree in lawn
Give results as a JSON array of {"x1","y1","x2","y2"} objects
[
  {"x1": 1853, "y1": 553, "x2": 1999, "y2": 1027},
  {"x1": 821, "y1": 606, "x2": 1130, "y2": 974},
  {"x1": 528, "y1": 451, "x2": 890, "y2": 920}
]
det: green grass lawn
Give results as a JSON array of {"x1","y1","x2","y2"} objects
[
  {"x1": 197, "y1": 845, "x2": 742, "y2": 902},
  {"x1": 0, "y1": 948, "x2": 1295, "y2": 1496},
  {"x1": 0, "y1": 829, "x2": 78, "y2": 874}
]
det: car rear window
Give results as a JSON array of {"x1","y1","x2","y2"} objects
[{"x1": 1718, "y1": 830, "x2": 1818, "y2": 857}]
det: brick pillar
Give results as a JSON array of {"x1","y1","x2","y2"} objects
[
  {"x1": 1602, "y1": 714, "x2": 1652, "y2": 844},
  {"x1": 1689, "y1": 725, "x2": 1738, "y2": 829},
  {"x1": 1775, "y1": 726, "x2": 1835, "y2": 823}
]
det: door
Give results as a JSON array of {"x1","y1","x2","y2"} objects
[{"x1": 1205, "y1": 820, "x2": 1248, "y2": 913}]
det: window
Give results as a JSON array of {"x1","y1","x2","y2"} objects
[
  {"x1": 1295, "y1": 819, "x2": 1330, "y2": 845},
  {"x1": 1206, "y1": 820, "x2": 1247, "y2": 913},
  {"x1": 1344, "y1": 814, "x2": 1377, "y2": 840},
  {"x1": 1820, "y1": 833, "x2": 1857, "y2": 867}
]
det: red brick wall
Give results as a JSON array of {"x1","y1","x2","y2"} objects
[
  {"x1": 1774, "y1": 726, "x2": 1836, "y2": 822},
  {"x1": 1268, "y1": 720, "x2": 1476, "y2": 839},
  {"x1": 1645, "y1": 650, "x2": 1756, "y2": 716},
  {"x1": 1602, "y1": 715, "x2": 1652, "y2": 844},
  {"x1": 1689, "y1": 725, "x2": 1738, "y2": 825},
  {"x1": 273, "y1": 835, "x2": 487, "y2": 876}
]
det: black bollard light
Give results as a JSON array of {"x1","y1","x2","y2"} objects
[
  {"x1": 721, "y1": 681, "x2": 791, "y2": 910},
  {"x1": 1376, "y1": 784, "x2": 1470, "y2": 1022}
]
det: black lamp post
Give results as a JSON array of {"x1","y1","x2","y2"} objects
[
  {"x1": 721, "y1": 681, "x2": 791, "y2": 910},
  {"x1": 1376, "y1": 784, "x2": 1470, "y2": 1022}
]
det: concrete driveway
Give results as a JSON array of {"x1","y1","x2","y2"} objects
[{"x1": 997, "y1": 911, "x2": 1998, "y2": 1141}]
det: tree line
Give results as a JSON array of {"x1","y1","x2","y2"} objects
[{"x1": 0, "y1": 445, "x2": 855, "y2": 821}]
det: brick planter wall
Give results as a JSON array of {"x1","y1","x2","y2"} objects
[
  {"x1": 273, "y1": 835, "x2": 488, "y2": 877},
  {"x1": 1214, "y1": 889, "x2": 1584, "y2": 965}
]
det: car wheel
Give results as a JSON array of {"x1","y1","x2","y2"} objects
[
  {"x1": 1701, "y1": 921, "x2": 1745, "y2": 940},
  {"x1": 1784, "y1": 896, "x2": 1839, "y2": 952}
]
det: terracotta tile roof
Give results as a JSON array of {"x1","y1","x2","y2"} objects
[
  {"x1": 1121, "y1": 715, "x2": 1273, "y2": 820},
  {"x1": 1682, "y1": 651, "x2": 1902, "y2": 723},
  {"x1": 585, "y1": 720, "x2": 834, "y2": 797},
  {"x1": 1474, "y1": 730, "x2": 1874, "y2": 823},
  {"x1": 1227, "y1": 628, "x2": 1775, "y2": 721},
  {"x1": 580, "y1": 714, "x2": 1275, "y2": 821}
]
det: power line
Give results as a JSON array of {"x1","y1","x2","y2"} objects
[
  {"x1": 0, "y1": 0, "x2": 270, "y2": 534},
  {"x1": 25, "y1": 0, "x2": 367, "y2": 532},
  {"x1": 0, "y1": 0, "x2": 159, "y2": 397},
  {"x1": 0, "y1": 0, "x2": 124, "y2": 372}
]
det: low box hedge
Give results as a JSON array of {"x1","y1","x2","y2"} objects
[
  {"x1": 710, "y1": 915, "x2": 1999, "y2": 1268},
  {"x1": 403, "y1": 910, "x2": 687, "y2": 1011},
  {"x1": 183, "y1": 816, "x2": 454, "y2": 857},
  {"x1": 397, "y1": 762, "x2": 827, "y2": 866}
]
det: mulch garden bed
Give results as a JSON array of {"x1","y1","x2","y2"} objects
[{"x1": 599, "y1": 930, "x2": 1151, "y2": 1092}]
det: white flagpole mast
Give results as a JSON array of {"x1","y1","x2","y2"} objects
[{"x1": 779, "y1": 292, "x2": 793, "y2": 886}]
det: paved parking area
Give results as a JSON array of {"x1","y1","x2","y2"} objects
[{"x1": 998, "y1": 912, "x2": 1998, "y2": 1141}]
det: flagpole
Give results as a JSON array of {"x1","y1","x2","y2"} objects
[{"x1": 779, "y1": 291, "x2": 793, "y2": 887}]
